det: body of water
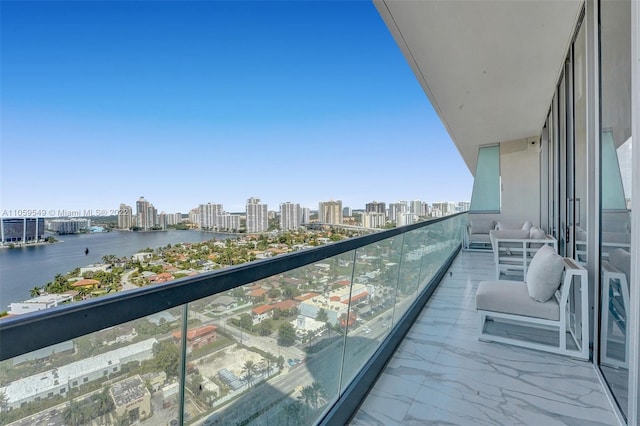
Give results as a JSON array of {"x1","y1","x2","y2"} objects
[{"x1": 0, "y1": 230, "x2": 236, "y2": 309}]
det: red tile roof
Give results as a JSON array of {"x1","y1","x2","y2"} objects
[
  {"x1": 173, "y1": 325, "x2": 217, "y2": 341},
  {"x1": 71, "y1": 279, "x2": 100, "y2": 287},
  {"x1": 342, "y1": 291, "x2": 369, "y2": 304},
  {"x1": 252, "y1": 305, "x2": 272, "y2": 315},
  {"x1": 270, "y1": 300, "x2": 299, "y2": 311},
  {"x1": 249, "y1": 288, "x2": 267, "y2": 297},
  {"x1": 295, "y1": 292, "x2": 320, "y2": 301}
]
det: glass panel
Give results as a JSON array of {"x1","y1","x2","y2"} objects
[
  {"x1": 0, "y1": 215, "x2": 466, "y2": 426},
  {"x1": 599, "y1": 0, "x2": 632, "y2": 419},
  {"x1": 540, "y1": 122, "x2": 550, "y2": 232},
  {"x1": 573, "y1": 22, "x2": 587, "y2": 265},
  {"x1": 0, "y1": 309, "x2": 184, "y2": 426},
  {"x1": 340, "y1": 235, "x2": 403, "y2": 391},
  {"x1": 392, "y1": 227, "x2": 425, "y2": 322},
  {"x1": 469, "y1": 145, "x2": 501, "y2": 213},
  {"x1": 185, "y1": 251, "x2": 355, "y2": 425},
  {"x1": 601, "y1": 131, "x2": 628, "y2": 210},
  {"x1": 418, "y1": 218, "x2": 459, "y2": 294},
  {"x1": 551, "y1": 92, "x2": 560, "y2": 240},
  {"x1": 558, "y1": 70, "x2": 568, "y2": 257}
]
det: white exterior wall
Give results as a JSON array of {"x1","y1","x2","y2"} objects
[
  {"x1": 0, "y1": 338, "x2": 157, "y2": 410},
  {"x1": 9, "y1": 294, "x2": 74, "y2": 316},
  {"x1": 397, "y1": 212, "x2": 417, "y2": 227},
  {"x1": 280, "y1": 202, "x2": 301, "y2": 231},
  {"x1": 246, "y1": 201, "x2": 268, "y2": 233},
  {"x1": 362, "y1": 212, "x2": 385, "y2": 228},
  {"x1": 499, "y1": 138, "x2": 541, "y2": 227},
  {"x1": 299, "y1": 298, "x2": 347, "y2": 325}
]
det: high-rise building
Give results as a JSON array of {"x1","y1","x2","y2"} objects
[
  {"x1": 166, "y1": 212, "x2": 184, "y2": 226},
  {"x1": 199, "y1": 203, "x2": 223, "y2": 230},
  {"x1": 246, "y1": 198, "x2": 268, "y2": 233},
  {"x1": 136, "y1": 197, "x2": 150, "y2": 230},
  {"x1": 118, "y1": 204, "x2": 133, "y2": 230},
  {"x1": 301, "y1": 207, "x2": 310, "y2": 225},
  {"x1": 1, "y1": 217, "x2": 45, "y2": 244},
  {"x1": 319, "y1": 200, "x2": 343, "y2": 225},
  {"x1": 397, "y1": 212, "x2": 418, "y2": 227},
  {"x1": 219, "y1": 214, "x2": 241, "y2": 232},
  {"x1": 280, "y1": 202, "x2": 302, "y2": 231},
  {"x1": 431, "y1": 201, "x2": 457, "y2": 217},
  {"x1": 365, "y1": 201, "x2": 386, "y2": 215},
  {"x1": 47, "y1": 218, "x2": 91, "y2": 234},
  {"x1": 158, "y1": 212, "x2": 167, "y2": 230},
  {"x1": 188, "y1": 208, "x2": 200, "y2": 226},
  {"x1": 166, "y1": 213, "x2": 178, "y2": 226},
  {"x1": 342, "y1": 207, "x2": 352, "y2": 217},
  {"x1": 410, "y1": 200, "x2": 424, "y2": 216},
  {"x1": 362, "y1": 212, "x2": 386, "y2": 228},
  {"x1": 422, "y1": 202, "x2": 430, "y2": 217},
  {"x1": 147, "y1": 204, "x2": 158, "y2": 229},
  {"x1": 388, "y1": 201, "x2": 408, "y2": 223},
  {"x1": 457, "y1": 201, "x2": 471, "y2": 212}
]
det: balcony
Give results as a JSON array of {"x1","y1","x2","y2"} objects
[
  {"x1": 353, "y1": 250, "x2": 619, "y2": 425},
  {"x1": 0, "y1": 213, "x2": 619, "y2": 425}
]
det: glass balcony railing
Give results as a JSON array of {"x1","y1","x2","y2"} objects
[{"x1": 0, "y1": 213, "x2": 466, "y2": 426}]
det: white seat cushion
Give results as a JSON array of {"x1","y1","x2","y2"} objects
[
  {"x1": 469, "y1": 233, "x2": 491, "y2": 243},
  {"x1": 526, "y1": 245, "x2": 564, "y2": 302},
  {"x1": 529, "y1": 227, "x2": 546, "y2": 239},
  {"x1": 476, "y1": 280, "x2": 559, "y2": 321}
]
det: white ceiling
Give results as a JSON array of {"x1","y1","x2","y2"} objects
[{"x1": 374, "y1": 0, "x2": 583, "y2": 174}]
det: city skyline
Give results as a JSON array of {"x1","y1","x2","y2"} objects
[
  {"x1": 1, "y1": 1, "x2": 473, "y2": 214},
  {"x1": 117, "y1": 195, "x2": 469, "y2": 216}
]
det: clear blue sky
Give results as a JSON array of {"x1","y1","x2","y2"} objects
[{"x1": 1, "y1": 0, "x2": 472, "y2": 214}]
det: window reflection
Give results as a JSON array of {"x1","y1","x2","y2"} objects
[{"x1": 599, "y1": 0, "x2": 632, "y2": 418}]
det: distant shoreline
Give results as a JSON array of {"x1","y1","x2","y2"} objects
[{"x1": 0, "y1": 240, "x2": 62, "y2": 249}]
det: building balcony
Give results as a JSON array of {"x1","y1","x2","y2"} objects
[
  {"x1": 0, "y1": 213, "x2": 620, "y2": 425},
  {"x1": 354, "y1": 250, "x2": 619, "y2": 425}
]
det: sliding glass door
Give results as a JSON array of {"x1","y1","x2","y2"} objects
[{"x1": 598, "y1": 0, "x2": 632, "y2": 420}]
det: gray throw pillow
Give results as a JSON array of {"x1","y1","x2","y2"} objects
[
  {"x1": 470, "y1": 218, "x2": 495, "y2": 234},
  {"x1": 526, "y1": 245, "x2": 565, "y2": 302}
]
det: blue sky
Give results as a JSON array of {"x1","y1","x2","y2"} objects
[{"x1": 1, "y1": 1, "x2": 472, "y2": 214}]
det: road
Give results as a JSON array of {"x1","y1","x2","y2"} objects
[{"x1": 119, "y1": 269, "x2": 138, "y2": 291}]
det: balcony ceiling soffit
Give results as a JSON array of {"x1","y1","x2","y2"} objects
[{"x1": 376, "y1": 0, "x2": 582, "y2": 174}]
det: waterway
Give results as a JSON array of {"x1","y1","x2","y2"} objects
[{"x1": 0, "y1": 230, "x2": 236, "y2": 309}]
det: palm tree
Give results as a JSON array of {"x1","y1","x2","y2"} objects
[
  {"x1": 311, "y1": 382, "x2": 327, "y2": 407},
  {"x1": 77, "y1": 286, "x2": 91, "y2": 300},
  {"x1": 30, "y1": 287, "x2": 41, "y2": 298},
  {"x1": 0, "y1": 389, "x2": 9, "y2": 413},
  {"x1": 277, "y1": 355, "x2": 285, "y2": 371},
  {"x1": 54, "y1": 272, "x2": 66, "y2": 285},
  {"x1": 298, "y1": 385, "x2": 318, "y2": 409},
  {"x1": 242, "y1": 360, "x2": 256, "y2": 388}
]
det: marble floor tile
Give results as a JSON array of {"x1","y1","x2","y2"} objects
[{"x1": 352, "y1": 250, "x2": 620, "y2": 425}]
